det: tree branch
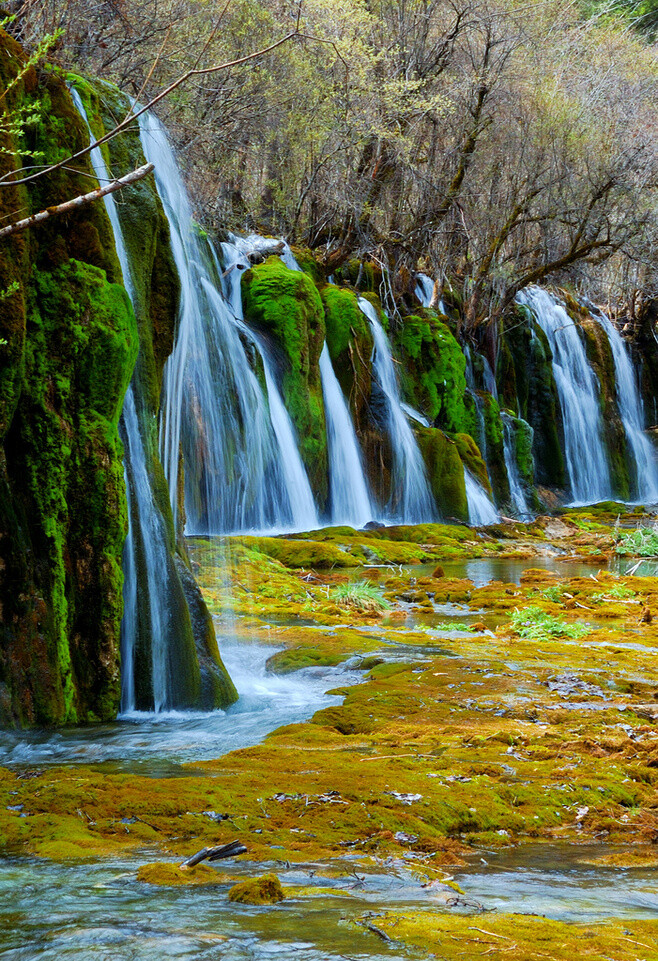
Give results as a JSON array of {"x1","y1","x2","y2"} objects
[{"x1": 0, "y1": 162, "x2": 154, "y2": 239}]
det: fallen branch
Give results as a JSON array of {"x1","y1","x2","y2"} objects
[
  {"x1": 179, "y1": 840, "x2": 247, "y2": 868},
  {"x1": 0, "y1": 163, "x2": 154, "y2": 240}
]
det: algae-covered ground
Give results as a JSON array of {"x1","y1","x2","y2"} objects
[{"x1": 2, "y1": 509, "x2": 658, "y2": 958}]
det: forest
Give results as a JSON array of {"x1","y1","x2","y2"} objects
[{"x1": 1, "y1": 1, "x2": 658, "y2": 958}]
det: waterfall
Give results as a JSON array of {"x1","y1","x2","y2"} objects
[
  {"x1": 501, "y1": 412, "x2": 531, "y2": 517},
  {"x1": 358, "y1": 298, "x2": 436, "y2": 523},
  {"x1": 137, "y1": 115, "x2": 318, "y2": 535},
  {"x1": 70, "y1": 89, "x2": 180, "y2": 712},
  {"x1": 415, "y1": 273, "x2": 446, "y2": 313},
  {"x1": 242, "y1": 235, "x2": 372, "y2": 528},
  {"x1": 220, "y1": 237, "x2": 319, "y2": 531},
  {"x1": 518, "y1": 287, "x2": 611, "y2": 504},
  {"x1": 464, "y1": 468, "x2": 499, "y2": 525},
  {"x1": 318, "y1": 343, "x2": 374, "y2": 527},
  {"x1": 595, "y1": 312, "x2": 658, "y2": 503},
  {"x1": 415, "y1": 273, "x2": 435, "y2": 307}
]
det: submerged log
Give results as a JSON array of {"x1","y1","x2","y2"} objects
[{"x1": 180, "y1": 840, "x2": 247, "y2": 868}]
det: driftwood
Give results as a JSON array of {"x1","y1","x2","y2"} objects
[
  {"x1": 0, "y1": 163, "x2": 155, "y2": 240},
  {"x1": 180, "y1": 840, "x2": 247, "y2": 868}
]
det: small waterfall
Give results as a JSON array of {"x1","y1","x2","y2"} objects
[
  {"x1": 220, "y1": 237, "x2": 319, "y2": 531},
  {"x1": 318, "y1": 343, "x2": 374, "y2": 527},
  {"x1": 358, "y1": 298, "x2": 436, "y2": 523},
  {"x1": 415, "y1": 273, "x2": 445, "y2": 313},
  {"x1": 464, "y1": 468, "x2": 499, "y2": 525},
  {"x1": 70, "y1": 88, "x2": 178, "y2": 712},
  {"x1": 120, "y1": 388, "x2": 175, "y2": 712},
  {"x1": 482, "y1": 355, "x2": 498, "y2": 400},
  {"x1": 501, "y1": 412, "x2": 531, "y2": 517},
  {"x1": 401, "y1": 403, "x2": 430, "y2": 427},
  {"x1": 518, "y1": 287, "x2": 611, "y2": 504},
  {"x1": 595, "y1": 312, "x2": 658, "y2": 503},
  {"x1": 137, "y1": 115, "x2": 318, "y2": 535}
]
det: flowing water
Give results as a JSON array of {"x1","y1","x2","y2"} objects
[
  {"x1": 70, "y1": 89, "x2": 182, "y2": 712},
  {"x1": 0, "y1": 636, "x2": 361, "y2": 773},
  {"x1": 463, "y1": 468, "x2": 499, "y2": 525},
  {"x1": 595, "y1": 311, "x2": 658, "y2": 503},
  {"x1": 501, "y1": 411, "x2": 531, "y2": 517},
  {"x1": 138, "y1": 118, "x2": 317, "y2": 536},
  {"x1": 319, "y1": 343, "x2": 374, "y2": 527},
  {"x1": 358, "y1": 298, "x2": 436, "y2": 523},
  {"x1": 518, "y1": 287, "x2": 612, "y2": 504}
]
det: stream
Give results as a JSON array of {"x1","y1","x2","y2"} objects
[{"x1": 2, "y1": 554, "x2": 658, "y2": 959}]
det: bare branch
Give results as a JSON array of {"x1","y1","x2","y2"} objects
[{"x1": 0, "y1": 162, "x2": 154, "y2": 239}]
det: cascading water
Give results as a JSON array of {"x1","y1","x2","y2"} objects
[
  {"x1": 463, "y1": 469, "x2": 499, "y2": 525},
  {"x1": 518, "y1": 287, "x2": 611, "y2": 504},
  {"x1": 595, "y1": 312, "x2": 658, "y2": 502},
  {"x1": 358, "y1": 298, "x2": 436, "y2": 523},
  {"x1": 415, "y1": 273, "x2": 446, "y2": 313},
  {"x1": 70, "y1": 89, "x2": 181, "y2": 712},
  {"x1": 501, "y1": 412, "x2": 531, "y2": 517},
  {"x1": 220, "y1": 237, "x2": 319, "y2": 531},
  {"x1": 256, "y1": 237, "x2": 374, "y2": 528},
  {"x1": 137, "y1": 115, "x2": 318, "y2": 535},
  {"x1": 319, "y1": 344, "x2": 374, "y2": 527}
]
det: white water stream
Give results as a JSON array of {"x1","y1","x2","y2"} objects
[
  {"x1": 137, "y1": 116, "x2": 318, "y2": 535},
  {"x1": 595, "y1": 311, "x2": 658, "y2": 502},
  {"x1": 518, "y1": 287, "x2": 612, "y2": 504},
  {"x1": 319, "y1": 343, "x2": 374, "y2": 527},
  {"x1": 70, "y1": 89, "x2": 177, "y2": 712},
  {"x1": 358, "y1": 298, "x2": 436, "y2": 523}
]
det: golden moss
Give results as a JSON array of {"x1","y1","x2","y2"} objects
[
  {"x1": 228, "y1": 873, "x2": 285, "y2": 904},
  {"x1": 137, "y1": 862, "x2": 231, "y2": 886}
]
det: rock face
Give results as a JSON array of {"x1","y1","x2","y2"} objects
[
  {"x1": 0, "y1": 35, "x2": 138, "y2": 725},
  {"x1": 0, "y1": 34, "x2": 236, "y2": 726}
]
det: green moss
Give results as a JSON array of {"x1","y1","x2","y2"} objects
[
  {"x1": 228, "y1": 873, "x2": 285, "y2": 904},
  {"x1": 1, "y1": 259, "x2": 138, "y2": 725},
  {"x1": 451, "y1": 432, "x2": 490, "y2": 493},
  {"x1": 581, "y1": 316, "x2": 629, "y2": 498},
  {"x1": 394, "y1": 314, "x2": 467, "y2": 431},
  {"x1": 242, "y1": 256, "x2": 328, "y2": 503},
  {"x1": 415, "y1": 427, "x2": 468, "y2": 522},
  {"x1": 481, "y1": 394, "x2": 509, "y2": 505},
  {"x1": 322, "y1": 285, "x2": 373, "y2": 430},
  {"x1": 502, "y1": 309, "x2": 565, "y2": 488}
]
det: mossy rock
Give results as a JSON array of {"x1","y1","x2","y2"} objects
[
  {"x1": 138, "y1": 862, "x2": 230, "y2": 886},
  {"x1": 451, "y1": 432, "x2": 490, "y2": 494},
  {"x1": 415, "y1": 427, "x2": 468, "y2": 522},
  {"x1": 228, "y1": 873, "x2": 285, "y2": 904},
  {"x1": 581, "y1": 316, "x2": 629, "y2": 499},
  {"x1": 242, "y1": 256, "x2": 328, "y2": 505},
  {"x1": 481, "y1": 394, "x2": 509, "y2": 506},
  {"x1": 501, "y1": 308, "x2": 565, "y2": 488},
  {"x1": 322, "y1": 284, "x2": 373, "y2": 431},
  {"x1": 394, "y1": 313, "x2": 467, "y2": 431},
  {"x1": 1, "y1": 258, "x2": 138, "y2": 726}
]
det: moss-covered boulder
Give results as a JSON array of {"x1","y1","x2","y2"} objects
[
  {"x1": 416, "y1": 427, "x2": 468, "y2": 522},
  {"x1": 394, "y1": 313, "x2": 467, "y2": 431},
  {"x1": 480, "y1": 393, "x2": 509, "y2": 506},
  {"x1": 322, "y1": 284, "x2": 373, "y2": 431},
  {"x1": 228, "y1": 874, "x2": 285, "y2": 905},
  {"x1": 242, "y1": 256, "x2": 328, "y2": 505}
]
